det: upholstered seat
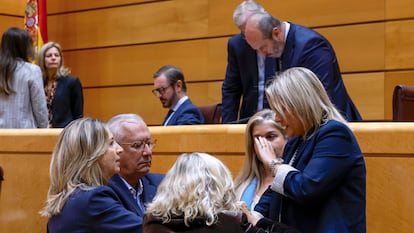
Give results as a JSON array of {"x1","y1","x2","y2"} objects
[
  {"x1": 392, "y1": 85, "x2": 414, "y2": 121},
  {"x1": 198, "y1": 103, "x2": 222, "y2": 124}
]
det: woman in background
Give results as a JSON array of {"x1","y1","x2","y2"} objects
[
  {"x1": 40, "y1": 118, "x2": 142, "y2": 233},
  {"x1": 0, "y1": 27, "x2": 48, "y2": 128},
  {"x1": 234, "y1": 109, "x2": 287, "y2": 210},
  {"x1": 38, "y1": 41, "x2": 83, "y2": 128}
]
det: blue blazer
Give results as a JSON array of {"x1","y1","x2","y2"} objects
[
  {"x1": 221, "y1": 33, "x2": 259, "y2": 123},
  {"x1": 47, "y1": 186, "x2": 142, "y2": 233},
  {"x1": 279, "y1": 23, "x2": 362, "y2": 121},
  {"x1": 51, "y1": 76, "x2": 84, "y2": 127},
  {"x1": 163, "y1": 98, "x2": 205, "y2": 125},
  {"x1": 107, "y1": 173, "x2": 164, "y2": 217},
  {"x1": 255, "y1": 120, "x2": 366, "y2": 233}
]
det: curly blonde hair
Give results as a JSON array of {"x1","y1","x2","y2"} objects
[{"x1": 146, "y1": 152, "x2": 238, "y2": 226}]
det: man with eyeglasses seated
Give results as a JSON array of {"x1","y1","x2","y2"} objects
[
  {"x1": 152, "y1": 65, "x2": 205, "y2": 126},
  {"x1": 107, "y1": 113, "x2": 164, "y2": 233}
]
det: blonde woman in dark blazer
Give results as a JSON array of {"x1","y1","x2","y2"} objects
[
  {"x1": 0, "y1": 27, "x2": 48, "y2": 128},
  {"x1": 38, "y1": 41, "x2": 83, "y2": 128}
]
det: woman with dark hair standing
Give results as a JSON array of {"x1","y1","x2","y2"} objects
[
  {"x1": 0, "y1": 27, "x2": 48, "y2": 128},
  {"x1": 37, "y1": 41, "x2": 83, "y2": 128}
]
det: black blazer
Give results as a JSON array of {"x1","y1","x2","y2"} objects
[
  {"x1": 51, "y1": 76, "x2": 84, "y2": 127},
  {"x1": 221, "y1": 33, "x2": 259, "y2": 123}
]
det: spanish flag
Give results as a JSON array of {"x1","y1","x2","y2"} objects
[{"x1": 24, "y1": 0, "x2": 48, "y2": 60}]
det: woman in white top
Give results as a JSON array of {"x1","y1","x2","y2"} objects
[{"x1": 0, "y1": 27, "x2": 48, "y2": 128}]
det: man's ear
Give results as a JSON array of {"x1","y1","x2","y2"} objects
[
  {"x1": 175, "y1": 80, "x2": 183, "y2": 91},
  {"x1": 272, "y1": 27, "x2": 280, "y2": 40}
]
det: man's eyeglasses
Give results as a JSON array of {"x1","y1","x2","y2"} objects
[
  {"x1": 152, "y1": 85, "x2": 171, "y2": 96},
  {"x1": 119, "y1": 139, "x2": 157, "y2": 151}
]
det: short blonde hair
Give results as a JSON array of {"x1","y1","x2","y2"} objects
[{"x1": 265, "y1": 67, "x2": 347, "y2": 138}]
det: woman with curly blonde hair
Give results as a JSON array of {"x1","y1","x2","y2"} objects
[{"x1": 144, "y1": 152, "x2": 241, "y2": 233}]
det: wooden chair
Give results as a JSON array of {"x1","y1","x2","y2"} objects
[
  {"x1": 198, "y1": 103, "x2": 222, "y2": 124},
  {"x1": 392, "y1": 85, "x2": 414, "y2": 121}
]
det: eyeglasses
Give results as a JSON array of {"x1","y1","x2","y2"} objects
[
  {"x1": 152, "y1": 85, "x2": 171, "y2": 96},
  {"x1": 119, "y1": 139, "x2": 157, "y2": 151}
]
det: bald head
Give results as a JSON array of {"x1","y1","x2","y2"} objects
[{"x1": 244, "y1": 13, "x2": 284, "y2": 57}]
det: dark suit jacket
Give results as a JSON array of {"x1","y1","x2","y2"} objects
[
  {"x1": 278, "y1": 23, "x2": 362, "y2": 121},
  {"x1": 222, "y1": 33, "x2": 259, "y2": 123},
  {"x1": 47, "y1": 186, "x2": 142, "y2": 233},
  {"x1": 51, "y1": 76, "x2": 84, "y2": 128},
  {"x1": 255, "y1": 120, "x2": 366, "y2": 233},
  {"x1": 107, "y1": 173, "x2": 164, "y2": 217},
  {"x1": 163, "y1": 98, "x2": 205, "y2": 125}
]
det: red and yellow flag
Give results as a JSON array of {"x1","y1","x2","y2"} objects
[{"x1": 24, "y1": 0, "x2": 48, "y2": 59}]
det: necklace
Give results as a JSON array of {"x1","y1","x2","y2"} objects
[
  {"x1": 288, "y1": 139, "x2": 303, "y2": 166},
  {"x1": 278, "y1": 138, "x2": 304, "y2": 223}
]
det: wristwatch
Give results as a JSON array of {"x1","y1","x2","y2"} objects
[{"x1": 269, "y1": 158, "x2": 284, "y2": 176}]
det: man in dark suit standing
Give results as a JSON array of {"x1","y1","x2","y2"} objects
[
  {"x1": 107, "y1": 113, "x2": 164, "y2": 233},
  {"x1": 244, "y1": 12, "x2": 362, "y2": 121},
  {"x1": 221, "y1": 0, "x2": 269, "y2": 124},
  {"x1": 152, "y1": 65, "x2": 205, "y2": 125}
]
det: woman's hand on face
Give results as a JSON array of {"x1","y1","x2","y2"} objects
[{"x1": 254, "y1": 136, "x2": 277, "y2": 164}]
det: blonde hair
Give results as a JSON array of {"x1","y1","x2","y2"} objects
[
  {"x1": 37, "y1": 41, "x2": 70, "y2": 83},
  {"x1": 234, "y1": 109, "x2": 286, "y2": 199},
  {"x1": 40, "y1": 118, "x2": 109, "y2": 217},
  {"x1": 146, "y1": 152, "x2": 238, "y2": 226},
  {"x1": 265, "y1": 67, "x2": 347, "y2": 138}
]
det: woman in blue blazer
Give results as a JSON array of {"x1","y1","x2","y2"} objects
[
  {"x1": 40, "y1": 118, "x2": 142, "y2": 233},
  {"x1": 251, "y1": 67, "x2": 366, "y2": 233},
  {"x1": 38, "y1": 41, "x2": 83, "y2": 128}
]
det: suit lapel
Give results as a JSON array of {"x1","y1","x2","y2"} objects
[{"x1": 281, "y1": 23, "x2": 296, "y2": 70}]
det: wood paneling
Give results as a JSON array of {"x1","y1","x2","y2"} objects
[
  {"x1": 317, "y1": 22, "x2": 385, "y2": 73},
  {"x1": 0, "y1": 15, "x2": 24, "y2": 35},
  {"x1": 343, "y1": 72, "x2": 385, "y2": 120},
  {"x1": 83, "y1": 81, "x2": 222, "y2": 124},
  {"x1": 48, "y1": 0, "x2": 210, "y2": 50},
  {"x1": 67, "y1": 22, "x2": 384, "y2": 89},
  {"x1": 47, "y1": 0, "x2": 155, "y2": 14},
  {"x1": 0, "y1": 154, "x2": 50, "y2": 233},
  {"x1": 386, "y1": 20, "x2": 414, "y2": 70},
  {"x1": 0, "y1": 0, "x2": 25, "y2": 16},
  {"x1": 386, "y1": 0, "x2": 414, "y2": 20},
  {"x1": 260, "y1": 0, "x2": 384, "y2": 27},
  {"x1": 64, "y1": 38, "x2": 227, "y2": 87},
  {"x1": 365, "y1": 156, "x2": 414, "y2": 233}
]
